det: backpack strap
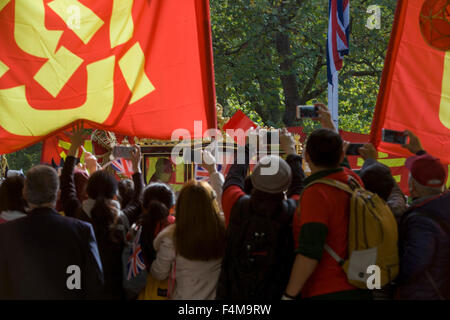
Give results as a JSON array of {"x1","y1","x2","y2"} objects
[
  {"x1": 302, "y1": 178, "x2": 358, "y2": 267},
  {"x1": 230, "y1": 195, "x2": 294, "y2": 224},
  {"x1": 305, "y1": 178, "x2": 356, "y2": 195},
  {"x1": 324, "y1": 244, "x2": 345, "y2": 266},
  {"x1": 229, "y1": 195, "x2": 251, "y2": 227}
]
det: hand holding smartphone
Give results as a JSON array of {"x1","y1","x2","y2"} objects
[
  {"x1": 296, "y1": 105, "x2": 319, "y2": 120},
  {"x1": 112, "y1": 146, "x2": 135, "y2": 160},
  {"x1": 381, "y1": 129, "x2": 407, "y2": 145},
  {"x1": 345, "y1": 143, "x2": 364, "y2": 156}
]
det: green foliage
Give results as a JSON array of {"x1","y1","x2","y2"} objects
[
  {"x1": 5, "y1": 143, "x2": 42, "y2": 172},
  {"x1": 4, "y1": 1, "x2": 397, "y2": 168},
  {"x1": 211, "y1": 0, "x2": 396, "y2": 134}
]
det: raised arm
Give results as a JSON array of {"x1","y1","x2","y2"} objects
[
  {"x1": 60, "y1": 123, "x2": 89, "y2": 218},
  {"x1": 221, "y1": 142, "x2": 253, "y2": 227},
  {"x1": 280, "y1": 128, "x2": 305, "y2": 200},
  {"x1": 199, "y1": 150, "x2": 225, "y2": 211},
  {"x1": 122, "y1": 145, "x2": 144, "y2": 226}
]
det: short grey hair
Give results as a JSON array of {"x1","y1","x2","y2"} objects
[
  {"x1": 25, "y1": 165, "x2": 59, "y2": 206},
  {"x1": 409, "y1": 175, "x2": 444, "y2": 197}
]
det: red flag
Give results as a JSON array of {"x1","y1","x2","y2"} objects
[
  {"x1": 222, "y1": 110, "x2": 257, "y2": 132},
  {"x1": 222, "y1": 110, "x2": 256, "y2": 145},
  {"x1": 289, "y1": 127, "x2": 450, "y2": 194},
  {"x1": 0, "y1": 0, "x2": 216, "y2": 154},
  {"x1": 370, "y1": 0, "x2": 450, "y2": 163},
  {"x1": 41, "y1": 133, "x2": 93, "y2": 166}
]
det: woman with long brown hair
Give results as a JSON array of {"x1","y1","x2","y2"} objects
[
  {"x1": 61, "y1": 124, "x2": 145, "y2": 299},
  {"x1": 150, "y1": 180, "x2": 226, "y2": 300}
]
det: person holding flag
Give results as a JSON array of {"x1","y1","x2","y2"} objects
[{"x1": 60, "y1": 123, "x2": 145, "y2": 299}]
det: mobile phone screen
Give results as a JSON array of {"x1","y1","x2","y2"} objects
[
  {"x1": 296, "y1": 105, "x2": 319, "y2": 119},
  {"x1": 346, "y1": 143, "x2": 363, "y2": 156},
  {"x1": 382, "y1": 129, "x2": 407, "y2": 145},
  {"x1": 113, "y1": 146, "x2": 134, "y2": 159}
]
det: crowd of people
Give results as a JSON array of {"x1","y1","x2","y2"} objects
[{"x1": 0, "y1": 104, "x2": 448, "y2": 300}]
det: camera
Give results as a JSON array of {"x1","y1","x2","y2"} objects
[
  {"x1": 346, "y1": 143, "x2": 364, "y2": 156},
  {"x1": 112, "y1": 146, "x2": 134, "y2": 160},
  {"x1": 381, "y1": 129, "x2": 407, "y2": 145},
  {"x1": 296, "y1": 105, "x2": 319, "y2": 119}
]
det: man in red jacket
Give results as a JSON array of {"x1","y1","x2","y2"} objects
[{"x1": 284, "y1": 107, "x2": 371, "y2": 300}]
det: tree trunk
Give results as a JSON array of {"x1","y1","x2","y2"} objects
[{"x1": 275, "y1": 31, "x2": 300, "y2": 127}]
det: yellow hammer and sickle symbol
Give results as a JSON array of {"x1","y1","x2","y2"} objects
[{"x1": 0, "y1": 0, "x2": 154, "y2": 137}]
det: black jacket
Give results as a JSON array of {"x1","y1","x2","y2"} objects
[
  {"x1": 0, "y1": 207, "x2": 104, "y2": 299},
  {"x1": 217, "y1": 145, "x2": 304, "y2": 299},
  {"x1": 397, "y1": 192, "x2": 450, "y2": 299},
  {"x1": 60, "y1": 156, "x2": 144, "y2": 299}
]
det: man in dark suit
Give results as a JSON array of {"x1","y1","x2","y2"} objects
[{"x1": 0, "y1": 165, "x2": 104, "y2": 299}]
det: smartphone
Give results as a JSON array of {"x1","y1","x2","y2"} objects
[
  {"x1": 183, "y1": 148, "x2": 202, "y2": 164},
  {"x1": 346, "y1": 143, "x2": 364, "y2": 156},
  {"x1": 112, "y1": 146, "x2": 134, "y2": 160},
  {"x1": 296, "y1": 105, "x2": 319, "y2": 119},
  {"x1": 381, "y1": 129, "x2": 407, "y2": 145}
]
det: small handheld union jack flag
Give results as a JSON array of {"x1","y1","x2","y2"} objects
[
  {"x1": 126, "y1": 227, "x2": 146, "y2": 281},
  {"x1": 111, "y1": 158, "x2": 134, "y2": 179},
  {"x1": 195, "y1": 163, "x2": 232, "y2": 181}
]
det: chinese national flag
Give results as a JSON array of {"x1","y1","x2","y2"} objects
[
  {"x1": 0, "y1": 0, "x2": 216, "y2": 154},
  {"x1": 370, "y1": 0, "x2": 450, "y2": 164}
]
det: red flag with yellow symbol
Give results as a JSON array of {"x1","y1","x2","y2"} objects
[
  {"x1": 40, "y1": 132, "x2": 93, "y2": 166},
  {"x1": 0, "y1": 0, "x2": 216, "y2": 154},
  {"x1": 370, "y1": 0, "x2": 450, "y2": 163}
]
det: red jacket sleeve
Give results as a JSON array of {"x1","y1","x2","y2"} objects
[{"x1": 222, "y1": 185, "x2": 245, "y2": 228}]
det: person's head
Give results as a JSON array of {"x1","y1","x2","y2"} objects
[
  {"x1": 86, "y1": 170, "x2": 121, "y2": 242},
  {"x1": 359, "y1": 162, "x2": 395, "y2": 201},
  {"x1": 154, "y1": 158, "x2": 174, "y2": 183},
  {"x1": 142, "y1": 182, "x2": 175, "y2": 213},
  {"x1": 305, "y1": 128, "x2": 344, "y2": 172},
  {"x1": 406, "y1": 154, "x2": 447, "y2": 198},
  {"x1": 139, "y1": 183, "x2": 176, "y2": 265},
  {"x1": 174, "y1": 180, "x2": 226, "y2": 261},
  {"x1": 0, "y1": 175, "x2": 27, "y2": 213},
  {"x1": 118, "y1": 179, "x2": 134, "y2": 208},
  {"x1": 24, "y1": 165, "x2": 59, "y2": 209},
  {"x1": 86, "y1": 170, "x2": 118, "y2": 200},
  {"x1": 250, "y1": 155, "x2": 292, "y2": 194}
]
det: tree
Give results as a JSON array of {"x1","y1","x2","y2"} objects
[
  {"x1": 5, "y1": 143, "x2": 42, "y2": 172},
  {"x1": 4, "y1": 1, "x2": 397, "y2": 167},
  {"x1": 210, "y1": 0, "x2": 396, "y2": 133}
]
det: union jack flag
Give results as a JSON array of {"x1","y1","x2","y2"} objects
[
  {"x1": 111, "y1": 158, "x2": 133, "y2": 179},
  {"x1": 327, "y1": 0, "x2": 350, "y2": 128},
  {"x1": 195, "y1": 164, "x2": 225, "y2": 181},
  {"x1": 126, "y1": 227, "x2": 146, "y2": 280}
]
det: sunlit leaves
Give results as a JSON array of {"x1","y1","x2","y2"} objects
[{"x1": 211, "y1": 0, "x2": 396, "y2": 133}]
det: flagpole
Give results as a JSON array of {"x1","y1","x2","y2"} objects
[
  {"x1": 332, "y1": 72, "x2": 339, "y2": 130},
  {"x1": 327, "y1": 0, "x2": 349, "y2": 132},
  {"x1": 328, "y1": 72, "x2": 339, "y2": 131}
]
